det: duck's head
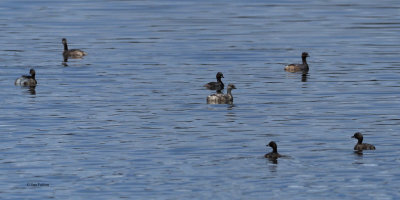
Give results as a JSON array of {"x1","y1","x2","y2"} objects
[
  {"x1": 29, "y1": 68, "x2": 36, "y2": 76},
  {"x1": 267, "y1": 141, "x2": 277, "y2": 149},
  {"x1": 351, "y1": 132, "x2": 363, "y2": 140},
  {"x1": 227, "y1": 84, "x2": 236, "y2": 90},
  {"x1": 216, "y1": 72, "x2": 224, "y2": 79}
]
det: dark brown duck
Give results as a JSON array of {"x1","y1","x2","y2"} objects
[
  {"x1": 352, "y1": 132, "x2": 376, "y2": 151},
  {"x1": 284, "y1": 52, "x2": 309, "y2": 72},
  {"x1": 15, "y1": 68, "x2": 37, "y2": 87},
  {"x1": 204, "y1": 72, "x2": 224, "y2": 91},
  {"x1": 62, "y1": 38, "x2": 87, "y2": 58},
  {"x1": 264, "y1": 141, "x2": 282, "y2": 159}
]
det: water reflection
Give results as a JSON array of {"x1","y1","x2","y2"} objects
[
  {"x1": 62, "y1": 55, "x2": 68, "y2": 66},
  {"x1": 226, "y1": 104, "x2": 235, "y2": 110},
  {"x1": 27, "y1": 86, "x2": 36, "y2": 95},
  {"x1": 225, "y1": 111, "x2": 237, "y2": 123},
  {"x1": 285, "y1": 71, "x2": 309, "y2": 82},
  {"x1": 301, "y1": 72, "x2": 308, "y2": 82},
  {"x1": 267, "y1": 157, "x2": 279, "y2": 164},
  {"x1": 354, "y1": 150, "x2": 364, "y2": 156},
  {"x1": 353, "y1": 151, "x2": 364, "y2": 164},
  {"x1": 17, "y1": 86, "x2": 36, "y2": 95},
  {"x1": 266, "y1": 159, "x2": 278, "y2": 173}
]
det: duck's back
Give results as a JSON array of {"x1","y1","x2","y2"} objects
[
  {"x1": 64, "y1": 49, "x2": 87, "y2": 58},
  {"x1": 15, "y1": 77, "x2": 37, "y2": 87},
  {"x1": 207, "y1": 93, "x2": 226, "y2": 104},
  {"x1": 354, "y1": 143, "x2": 376, "y2": 151},
  {"x1": 264, "y1": 152, "x2": 281, "y2": 159},
  {"x1": 207, "y1": 93, "x2": 233, "y2": 104},
  {"x1": 284, "y1": 64, "x2": 307, "y2": 72},
  {"x1": 204, "y1": 81, "x2": 223, "y2": 90}
]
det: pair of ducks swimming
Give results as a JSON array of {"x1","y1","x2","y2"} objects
[
  {"x1": 204, "y1": 52, "x2": 310, "y2": 104},
  {"x1": 204, "y1": 72, "x2": 237, "y2": 104},
  {"x1": 265, "y1": 132, "x2": 376, "y2": 160},
  {"x1": 204, "y1": 72, "x2": 236, "y2": 104},
  {"x1": 15, "y1": 38, "x2": 87, "y2": 87}
]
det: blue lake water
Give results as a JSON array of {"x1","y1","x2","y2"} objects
[{"x1": 1, "y1": 0, "x2": 400, "y2": 199}]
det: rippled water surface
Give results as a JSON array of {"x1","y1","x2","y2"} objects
[{"x1": 1, "y1": 0, "x2": 400, "y2": 199}]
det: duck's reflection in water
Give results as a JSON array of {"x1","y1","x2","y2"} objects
[
  {"x1": 28, "y1": 86, "x2": 36, "y2": 95},
  {"x1": 301, "y1": 71, "x2": 308, "y2": 82}
]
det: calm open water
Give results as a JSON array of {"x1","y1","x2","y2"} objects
[{"x1": 1, "y1": 0, "x2": 400, "y2": 199}]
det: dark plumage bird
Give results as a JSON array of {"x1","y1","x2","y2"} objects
[
  {"x1": 15, "y1": 69, "x2": 37, "y2": 87},
  {"x1": 62, "y1": 38, "x2": 87, "y2": 58},
  {"x1": 264, "y1": 141, "x2": 282, "y2": 159},
  {"x1": 204, "y1": 72, "x2": 224, "y2": 91},
  {"x1": 352, "y1": 132, "x2": 376, "y2": 151},
  {"x1": 206, "y1": 83, "x2": 236, "y2": 104},
  {"x1": 284, "y1": 52, "x2": 309, "y2": 72}
]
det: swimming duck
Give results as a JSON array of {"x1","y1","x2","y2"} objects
[
  {"x1": 206, "y1": 83, "x2": 236, "y2": 104},
  {"x1": 15, "y1": 68, "x2": 37, "y2": 87},
  {"x1": 204, "y1": 72, "x2": 224, "y2": 91},
  {"x1": 352, "y1": 132, "x2": 376, "y2": 151},
  {"x1": 284, "y1": 52, "x2": 309, "y2": 72},
  {"x1": 264, "y1": 141, "x2": 282, "y2": 159},
  {"x1": 62, "y1": 38, "x2": 87, "y2": 58}
]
